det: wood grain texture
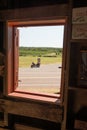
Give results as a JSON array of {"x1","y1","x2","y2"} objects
[
  {"x1": 0, "y1": 4, "x2": 68, "y2": 21},
  {"x1": 0, "y1": 99, "x2": 63, "y2": 123},
  {"x1": 14, "y1": 124, "x2": 44, "y2": 130}
]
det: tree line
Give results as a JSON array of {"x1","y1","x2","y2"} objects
[{"x1": 19, "y1": 47, "x2": 62, "y2": 57}]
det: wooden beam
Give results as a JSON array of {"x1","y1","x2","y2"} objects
[
  {"x1": 0, "y1": 99, "x2": 63, "y2": 123},
  {"x1": 0, "y1": 4, "x2": 68, "y2": 21}
]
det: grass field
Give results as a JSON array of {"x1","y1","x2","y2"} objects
[
  {"x1": 19, "y1": 56, "x2": 62, "y2": 67},
  {"x1": 18, "y1": 47, "x2": 62, "y2": 94}
]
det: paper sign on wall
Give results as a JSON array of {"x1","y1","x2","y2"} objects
[
  {"x1": 72, "y1": 24, "x2": 87, "y2": 39},
  {"x1": 72, "y1": 7, "x2": 87, "y2": 24}
]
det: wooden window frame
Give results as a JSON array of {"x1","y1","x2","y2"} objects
[{"x1": 6, "y1": 18, "x2": 67, "y2": 104}]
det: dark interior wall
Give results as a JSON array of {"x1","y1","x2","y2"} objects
[
  {"x1": 66, "y1": 1, "x2": 87, "y2": 129},
  {"x1": 0, "y1": 22, "x2": 3, "y2": 51},
  {"x1": 0, "y1": 0, "x2": 86, "y2": 10},
  {"x1": 0, "y1": 0, "x2": 87, "y2": 130},
  {"x1": 0, "y1": 0, "x2": 68, "y2": 10},
  {"x1": 73, "y1": 0, "x2": 87, "y2": 7},
  {"x1": 12, "y1": 0, "x2": 69, "y2": 9},
  {"x1": 0, "y1": 22, "x2": 4, "y2": 94},
  {"x1": 0, "y1": 2, "x2": 68, "y2": 130},
  {"x1": 8, "y1": 114, "x2": 61, "y2": 130}
]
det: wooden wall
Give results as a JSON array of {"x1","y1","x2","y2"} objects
[
  {"x1": 0, "y1": 0, "x2": 87, "y2": 130},
  {"x1": 0, "y1": 3, "x2": 68, "y2": 130}
]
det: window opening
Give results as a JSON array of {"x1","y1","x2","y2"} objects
[
  {"x1": 14, "y1": 25, "x2": 64, "y2": 96},
  {"x1": 7, "y1": 19, "x2": 66, "y2": 101}
]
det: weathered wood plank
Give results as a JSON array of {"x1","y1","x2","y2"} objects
[
  {"x1": 14, "y1": 124, "x2": 44, "y2": 130},
  {"x1": 0, "y1": 99, "x2": 63, "y2": 123},
  {"x1": 6, "y1": 100, "x2": 62, "y2": 123},
  {"x1": 0, "y1": 4, "x2": 68, "y2": 21},
  {"x1": 0, "y1": 128, "x2": 9, "y2": 130},
  {"x1": 0, "y1": 121, "x2": 4, "y2": 127}
]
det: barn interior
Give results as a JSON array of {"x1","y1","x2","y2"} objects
[{"x1": 0, "y1": 0, "x2": 87, "y2": 130}]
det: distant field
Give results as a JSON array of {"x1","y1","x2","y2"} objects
[
  {"x1": 19, "y1": 56, "x2": 62, "y2": 67},
  {"x1": 19, "y1": 47, "x2": 62, "y2": 57},
  {"x1": 19, "y1": 47, "x2": 62, "y2": 67}
]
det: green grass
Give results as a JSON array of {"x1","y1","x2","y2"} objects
[
  {"x1": 19, "y1": 47, "x2": 62, "y2": 57},
  {"x1": 19, "y1": 56, "x2": 62, "y2": 67},
  {"x1": 19, "y1": 47, "x2": 62, "y2": 67}
]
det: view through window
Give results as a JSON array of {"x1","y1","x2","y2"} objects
[{"x1": 15, "y1": 25, "x2": 64, "y2": 96}]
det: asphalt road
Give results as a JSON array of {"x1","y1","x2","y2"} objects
[{"x1": 16, "y1": 64, "x2": 62, "y2": 94}]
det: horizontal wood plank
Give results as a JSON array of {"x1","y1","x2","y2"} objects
[
  {"x1": 0, "y1": 99, "x2": 63, "y2": 123},
  {"x1": 0, "y1": 4, "x2": 68, "y2": 21},
  {"x1": 14, "y1": 124, "x2": 44, "y2": 130}
]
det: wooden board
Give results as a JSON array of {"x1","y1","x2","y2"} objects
[
  {"x1": 14, "y1": 124, "x2": 44, "y2": 130},
  {"x1": 0, "y1": 99, "x2": 63, "y2": 123}
]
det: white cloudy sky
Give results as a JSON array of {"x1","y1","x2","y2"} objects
[{"x1": 18, "y1": 25, "x2": 64, "y2": 48}]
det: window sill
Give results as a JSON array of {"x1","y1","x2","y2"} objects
[{"x1": 8, "y1": 92, "x2": 61, "y2": 104}]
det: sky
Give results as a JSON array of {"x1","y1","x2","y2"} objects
[{"x1": 18, "y1": 25, "x2": 64, "y2": 48}]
